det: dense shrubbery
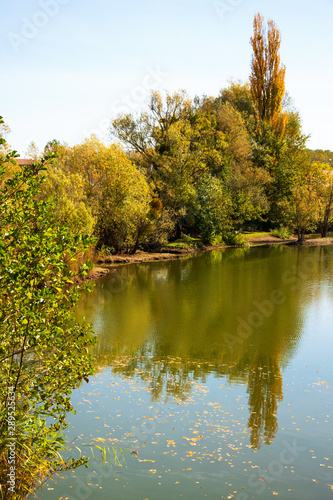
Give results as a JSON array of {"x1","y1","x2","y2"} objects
[
  {"x1": 270, "y1": 226, "x2": 291, "y2": 239},
  {"x1": 0, "y1": 118, "x2": 96, "y2": 498}
]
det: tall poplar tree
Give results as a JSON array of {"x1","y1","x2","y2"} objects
[{"x1": 250, "y1": 13, "x2": 286, "y2": 133}]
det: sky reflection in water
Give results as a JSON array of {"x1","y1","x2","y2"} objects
[{"x1": 40, "y1": 246, "x2": 333, "y2": 500}]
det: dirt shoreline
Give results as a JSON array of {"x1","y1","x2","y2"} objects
[{"x1": 81, "y1": 235, "x2": 333, "y2": 282}]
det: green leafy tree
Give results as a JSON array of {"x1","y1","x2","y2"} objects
[
  {"x1": 308, "y1": 162, "x2": 333, "y2": 237},
  {"x1": 268, "y1": 112, "x2": 309, "y2": 223},
  {"x1": 283, "y1": 183, "x2": 320, "y2": 240},
  {"x1": 307, "y1": 149, "x2": 333, "y2": 169},
  {"x1": 219, "y1": 80, "x2": 255, "y2": 122},
  {"x1": 111, "y1": 91, "x2": 235, "y2": 237},
  {"x1": 0, "y1": 116, "x2": 96, "y2": 499},
  {"x1": 195, "y1": 175, "x2": 231, "y2": 244},
  {"x1": 44, "y1": 139, "x2": 62, "y2": 156},
  {"x1": 225, "y1": 165, "x2": 271, "y2": 229},
  {"x1": 214, "y1": 102, "x2": 252, "y2": 168}
]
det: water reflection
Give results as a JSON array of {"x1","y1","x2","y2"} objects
[{"x1": 77, "y1": 245, "x2": 333, "y2": 449}]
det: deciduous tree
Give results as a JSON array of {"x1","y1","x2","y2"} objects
[
  {"x1": 250, "y1": 13, "x2": 286, "y2": 134},
  {"x1": 309, "y1": 162, "x2": 333, "y2": 237},
  {"x1": 283, "y1": 183, "x2": 320, "y2": 240},
  {"x1": 95, "y1": 144, "x2": 152, "y2": 253}
]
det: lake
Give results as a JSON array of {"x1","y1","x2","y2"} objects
[{"x1": 39, "y1": 245, "x2": 333, "y2": 500}]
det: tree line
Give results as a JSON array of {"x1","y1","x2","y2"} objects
[
  {"x1": 1, "y1": 11, "x2": 333, "y2": 498},
  {"x1": 15, "y1": 13, "x2": 333, "y2": 252}
]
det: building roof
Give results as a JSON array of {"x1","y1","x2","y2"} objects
[{"x1": 16, "y1": 158, "x2": 34, "y2": 166}]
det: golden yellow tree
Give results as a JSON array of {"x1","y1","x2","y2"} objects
[{"x1": 250, "y1": 13, "x2": 286, "y2": 133}]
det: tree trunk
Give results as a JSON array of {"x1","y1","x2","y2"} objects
[
  {"x1": 175, "y1": 221, "x2": 182, "y2": 240},
  {"x1": 320, "y1": 222, "x2": 328, "y2": 238},
  {"x1": 297, "y1": 229, "x2": 305, "y2": 243},
  {"x1": 129, "y1": 240, "x2": 139, "y2": 255}
]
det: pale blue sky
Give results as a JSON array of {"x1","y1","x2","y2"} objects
[{"x1": 1, "y1": 0, "x2": 332, "y2": 156}]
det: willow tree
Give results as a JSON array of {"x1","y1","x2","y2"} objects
[{"x1": 250, "y1": 13, "x2": 286, "y2": 133}]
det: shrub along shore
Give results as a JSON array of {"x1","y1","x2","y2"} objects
[{"x1": 83, "y1": 233, "x2": 333, "y2": 282}]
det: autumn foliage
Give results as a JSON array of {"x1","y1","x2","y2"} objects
[
  {"x1": 4, "y1": 13, "x2": 332, "y2": 259},
  {"x1": 250, "y1": 13, "x2": 287, "y2": 134}
]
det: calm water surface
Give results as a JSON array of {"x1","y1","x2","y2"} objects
[{"x1": 39, "y1": 245, "x2": 333, "y2": 500}]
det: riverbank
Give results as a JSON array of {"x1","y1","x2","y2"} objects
[{"x1": 81, "y1": 233, "x2": 333, "y2": 282}]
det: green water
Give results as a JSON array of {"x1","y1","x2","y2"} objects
[{"x1": 39, "y1": 245, "x2": 333, "y2": 500}]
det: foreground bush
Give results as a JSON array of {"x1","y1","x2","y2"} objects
[{"x1": 0, "y1": 118, "x2": 96, "y2": 499}]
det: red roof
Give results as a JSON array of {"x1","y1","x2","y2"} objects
[{"x1": 16, "y1": 159, "x2": 33, "y2": 165}]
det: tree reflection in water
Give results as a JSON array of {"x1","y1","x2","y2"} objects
[{"x1": 77, "y1": 245, "x2": 332, "y2": 449}]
